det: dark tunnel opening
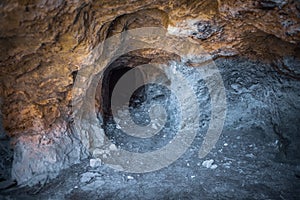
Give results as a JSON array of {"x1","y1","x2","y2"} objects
[{"x1": 101, "y1": 66, "x2": 133, "y2": 121}]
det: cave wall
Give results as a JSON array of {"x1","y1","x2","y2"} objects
[{"x1": 0, "y1": 0, "x2": 299, "y2": 185}]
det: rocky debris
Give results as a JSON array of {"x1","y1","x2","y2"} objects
[
  {"x1": 109, "y1": 144, "x2": 118, "y2": 151},
  {"x1": 126, "y1": 175, "x2": 134, "y2": 180},
  {"x1": 89, "y1": 158, "x2": 102, "y2": 168},
  {"x1": 202, "y1": 159, "x2": 218, "y2": 169},
  {"x1": 210, "y1": 164, "x2": 218, "y2": 170}
]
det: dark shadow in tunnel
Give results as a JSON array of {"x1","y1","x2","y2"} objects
[
  {"x1": 98, "y1": 61, "x2": 182, "y2": 153},
  {"x1": 100, "y1": 65, "x2": 146, "y2": 124},
  {"x1": 102, "y1": 66, "x2": 132, "y2": 122}
]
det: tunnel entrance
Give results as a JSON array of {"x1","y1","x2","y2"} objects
[
  {"x1": 96, "y1": 61, "x2": 182, "y2": 153},
  {"x1": 101, "y1": 66, "x2": 131, "y2": 121},
  {"x1": 100, "y1": 66, "x2": 146, "y2": 123}
]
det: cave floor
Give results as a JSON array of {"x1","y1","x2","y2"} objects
[{"x1": 1, "y1": 128, "x2": 300, "y2": 200}]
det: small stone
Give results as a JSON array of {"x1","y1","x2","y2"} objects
[
  {"x1": 151, "y1": 123, "x2": 158, "y2": 130},
  {"x1": 202, "y1": 159, "x2": 214, "y2": 168},
  {"x1": 245, "y1": 153, "x2": 255, "y2": 158},
  {"x1": 210, "y1": 164, "x2": 218, "y2": 169},
  {"x1": 116, "y1": 124, "x2": 121, "y2": 129},
  {"x1": 191, "y1": 175, "x2": 196, "y2": 178},
  {"x1": 109, "y1": 144, "x2": 118, "y2": 151},
  {"x1": 74, "y1": 186, "x2": 78, "y2": 189},
  {"x1": 224, "y1": 143, "x2": 228, "y2": 146},
  {"x1": 89, "y1": 158, "x2": 102, "y2": 168},
  {"x1": 127, "y1": 175, "x2": 134, "y2": 180},
  {"x1": 223, "y1": 162, "x2": 231, "y2": 168}
]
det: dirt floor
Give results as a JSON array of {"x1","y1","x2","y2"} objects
[{"x1": 1, "y1": 128, "x2": 300, "y2": 199}]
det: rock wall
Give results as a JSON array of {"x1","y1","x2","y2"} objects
[{"x1": 0, "y1": 0, "x2": 299, "y2": 185}]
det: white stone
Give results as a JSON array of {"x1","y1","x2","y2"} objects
[
  {"x1": 116, "y1": 124, "x2": 121, "y2": 129},
  {"x1": 224, "y1": 143, "x2": 228, "y2": 146},
  {"x1": 109, "y1": 144, "x2": 118, "y2": 151},
  {"x1": 151, "y1": 123, "x2": 158, "y2": 130},
  {"x1": 127, "y1": 175, "x2": 134, "y2": 180},
  {"x1": 89, "y1": 158, "x2": 102, "y2": 168},
  {"x1": 210, "y1": 164, "x2": 218, "y2": 169},
  {"x1": 202, "y1": 159, "x2": 214, "y2": 168}
]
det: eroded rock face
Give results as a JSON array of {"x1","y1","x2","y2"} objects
[
  {"x1": 0, "y1": 0, "x2": 299, "y2": 185},
  {"x1": 11, "y1": 120, "x2": 89, "y2": 185}
]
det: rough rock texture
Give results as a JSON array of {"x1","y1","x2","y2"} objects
[
  {"x1": 11, "y1": 120, "x2": 89, "y2": 186},
  {"x1": 1, "y1": 57, "x2": 300, "y2": 199},
  {"x1": 0, "y1": 0, "x2": 299, "y2": 185},
  {"x1": 0, "y1": 97, "x2": 13, "y2": 182}
]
